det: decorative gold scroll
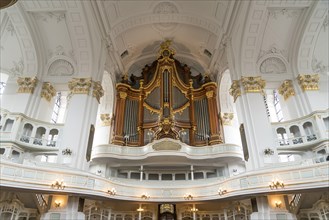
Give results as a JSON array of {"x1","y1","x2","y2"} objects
[
  {"x1": 229, "y1": 80, "x2": 241, "y2": 102},
  {"x1": 17, "y1": 76, "x2": 38, "y2": 94},
  {"x1": 68, "y1": 78, "x2": 92, "y2": 94},
  {"x1": 41, "y1": 82, "x2": 56, "y2": 102},
  {"x1": 278, "y1": 80, "x2": 295, "y2": 100},
  {"x1": 241, "y1": 76, "x2": 266, "y2": 93},
  {"x1": 297, "y1": 74, "x2": 319, "y2": 91}
]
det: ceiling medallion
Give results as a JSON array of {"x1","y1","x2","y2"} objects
[
  {"x1": 0, "y1": 0, "x2": 17, "y2": 10},
  {"x1": 152, "y1": 2, "x2": 180, "y2": 35}
]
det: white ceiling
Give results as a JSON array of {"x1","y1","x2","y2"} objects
[{"x1": 0, "y1": 0, "x2": 328, "y2": 86}]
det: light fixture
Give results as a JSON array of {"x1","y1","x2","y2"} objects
[
  {"x1": 51, "y1": 179, "x2": 65, "y2": 190},
  {"x1": 269, "y1": 179, "x2": 284, "y2": 189},
  {"x1": 54, "y1": 200, "x2": 61, "y2": 207},
  {"x1": 275, "y1": 201, "x2": 282, "y2": 208},
  {"x1": 218, "y1": 188, "x2": 227, "y2": 196},
  {"x1": 108, "y1": 188, "x2": 116, "y2": 195},
  {"x1": 137, "y1": 207, "x2": 144, "y2": 212},
  {"x1": 184, "y1": 194, "x2": 193, "y2": 200},
  {"x1": 190, "y1": 207, "x2": 198, "y2": 212},
  {"x1": 141, "y1": 193, "x2": 150, "y2": 199}
]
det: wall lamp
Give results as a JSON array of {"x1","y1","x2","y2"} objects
[
  {"x1": 137, "y1": 207, "x2": 144, "y2": 212},
  {"x1": 184, "y1": 194, "x2": 193, "y2": 200},
  {"x1": 54, "y1": 200, "x2": 61, "y2": 208},
  {"x1": 275, "y1": 201, "x2": 282, "y2": 208},
  {"x1": 218, "y1": 188, "x2": 227, "y2": 196},
  {"x1": 51, "y1": 179, "x2": 65, "y2": 190},
  {"x1": 190, "y1": 207, "x2": 198, "y2": 212},
  {"x1": 108, "y1": 188, "x2": 116, "y2": 195},
  {"x1": 141, "y1": 193, "x2": 150, "y2": 199},
  {"x1": 269, "y1": 179, "x2": 284, "y2": 189}
]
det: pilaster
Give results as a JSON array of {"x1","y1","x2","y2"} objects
[
  {"x1": 229, "y1": 76, "x2": 277, "y2": 170},
  {"x1": 59, "y1": 78, "x2": 103, "y2": 170},
  {"x1": 35, "y1": 82, "x2": 56, "y2": 121}
]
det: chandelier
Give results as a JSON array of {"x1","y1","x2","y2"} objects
[{"x1": 141, "y1": 193, "x2": 150, "y2": 199}]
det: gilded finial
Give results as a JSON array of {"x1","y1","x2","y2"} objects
[{"x1": 158, "y1": 40, "x2": 176, "y2": 58}]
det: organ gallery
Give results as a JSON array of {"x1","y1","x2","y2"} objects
[{"x1": 112, "y1": 41, "x2": 223, "y2": 146}]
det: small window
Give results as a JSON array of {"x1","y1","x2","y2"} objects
[
  {"x1": 0, "y1": 148, "x2": 5, "y2": 154},
  {"x1": 161, "y1": 174, "x2": 172, "y2": 180},
  {"x1": 148, "y1": 173, "x2": 159, "y2": 180}
]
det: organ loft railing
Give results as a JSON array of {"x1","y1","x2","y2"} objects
[{"x1": 112, "y1": 40, "x2": 223, "y2": 146}]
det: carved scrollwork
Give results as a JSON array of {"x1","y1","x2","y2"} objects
[
  {"x1": 68, "y1": 78, "x2": 92, "y2": 94},
  {"x1": 297, "y1": 74, "x2": 319, "y2": 91},
  {"x1": 278, "y1": 80, "x2": 295, "y2": 100},
  {"x1": 241, "y1": 76, "x2": 266, "y2": 93},
  {"x1": 17, "y1": 77, "x2": 38, "y2": 94},
  {"x1": 229, "y1": 80, "x2": 241, "y2": 102},
  {"x1": 92, "y1": 81, "x2": 104, "y2": 103},
  {"x1": 41, "y1": 82, "x2": 56, "y2": 102}
]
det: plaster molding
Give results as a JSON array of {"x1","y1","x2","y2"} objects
[
  {"x1": 9, "y1": 57, "x2": 24, "y2": 77},
  {"x1": 41, "y1": 82, "x2": 56, "y2": 102},
  {"x1": 259, "y1": 56, "x2": 287, "y2": 75},
  {"x1": 297, "y1": 74, "x2": 319, "y2": 91},
  {"x1": 268, "y1": 8, "x2": 301, "y2": 19},
  {"x1": 17, "y1": 76, "x2": 38, "y2": 94},
  {"x1": 311, "y1": 57, "x2": 328, "y2": 75},
  {"x1": 47, "y1": 56, "x2": 76, "y2": 76},
  {"x1": 278, "y1": 80, "x2": 295, "y2": 101},
  {"x1": 110, "y1": 13, "x2": 221, "y2": 39}
]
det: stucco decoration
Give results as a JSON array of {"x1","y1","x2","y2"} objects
[
  {"x1": 152, "y1": 140, "x2": 181, "y2": 151},
  {"x1": 259, "y1": 57, "x2": 287, "y2": 74},
  {"x1": 47, "y1": 57, "x2": 75, "y2": 76},
  {"x1": 278, "y1": 80, "x2": 295, "y2": 101},
  {"x1": 312, "y1": 57, "x2": 328, "y2": 75},
  {"x1": 221, "y1": 113, "x2": 234, "y2": 126},
  {"x1": 41, "y1": 82, "x2": 56, "y2": 102},
  {"x1": 17, "y1": 77, "x2": 38, "y2": 94},
  {"x1": 152, "y1": 2, "x2": 180, "y2": 34}
]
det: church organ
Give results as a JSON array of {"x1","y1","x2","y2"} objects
[{"x1": 112, "y1": 41, "x2": 223, "y2": 146}]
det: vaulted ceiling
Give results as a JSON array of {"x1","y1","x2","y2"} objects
[{"x1": 0, "y1": 1, "x2": 328, "y2": 86}]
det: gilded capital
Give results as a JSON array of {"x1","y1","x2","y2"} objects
[
  {"x1": 68, "y1": 78, "x2": 92, "y2": 94},
  {"x1": 206, "y1": 90, "x2": 214, "y2": 99},
  {"x1": 100, "y1": 113, "x2": 112, "y2": 126},
  {"x1": 92, "y1": 81, "x2": 104, "y2": 103},
  {"x1": 297, "y1": 74, "x2": 319, "y2": 91},
  {"x1": 278, "y1": 80, "x2": 295, "y2": 100},
  {"x1": 119, "y1": 91, "x2": 127, "y2": 99},
  {"x1": 229, "y1": 80, "x2": 241, "y2": 102},
  {"x1": 41, "y1": 82, "x2": 56, "y2": 102},
  {"x1": 221, "y1": 112, "x2": 234, "y2": 126},
  {"x1": 241, "y1": 76, "x2": 266, "y2": 93},
  {"x1": 17, "y1": 77, "x2": 38, "y2": 94}
]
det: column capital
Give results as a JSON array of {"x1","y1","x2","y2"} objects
[
  {"x1": 17, "y1": 76, "x2": 38, "y2": 94},
  {"x1": 221, "y1": 112, "x2": 234, "y2": 125},
  {"x1": 41, "y1": 82, "x2": 56, "y2": 102},
  {"x1": 297, "y1": 74, "x2": 319, "y2": 91},
  {"x1": 278, "y1": 80, "x2": 295, "y2": 100},
  {"x1": 229, "y1": 80, "x2": 241, "y2": 102},
  {"x1": 92, "y1": 81, "x2": 104, "y2": 103},
  {"x1": 68, "y1": 77, "x2": 92, "y2": 94},
  {"x1": 241, "y1": 76, "x2": 266, "y2": 93}
]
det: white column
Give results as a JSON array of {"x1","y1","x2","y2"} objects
[
  {"x1": 140, "y1": 165, "x2": 144, "y2": 181},
  {"x1": 65, "y1": 196, "x2": 85, "y2": 220},
  {"x1": 93, "y1": 113, "x2": 112, "y2": 146},
  {"x1": 34, "y1": 82, "x2": 56, "y2": 121},
  {"x1": 190, "y1": 165, "x2": 194, "y2": 180},
  {"x1": 250, "y1": 196, "x2": 271, "y2": 220},
  {"x1": 232, "y1": 77, "x2": 278, "y2": 170},
  {"x1": 58, "y1": 78, "x2": 101, "y2": 170}
]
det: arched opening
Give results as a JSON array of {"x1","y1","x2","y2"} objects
[
  {"x1": 3, "y1": 118, "x2": 14, "y2": 132},
  {"x1": 289, "y1": 125, "x2": 303, "y2": 144},
  {"x1": 276, "y1": 127, "x2": 288, "y2": 146},
  {"x1": 303, "y1": 121, "x2": 317, "y2": 141},
  {"x1": 34, "y1": 127, "x2": 46, "y2": 145},
  {"x1": 20, "y1": 123, "x2": 33, "y2": 143},
  {"x1": 47, "y1": 129, "x2": 59, "y2": 147}
]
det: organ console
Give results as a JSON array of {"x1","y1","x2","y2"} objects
[{"x1": 112, "y1": 40, "x2": 223, "y2": 146}]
